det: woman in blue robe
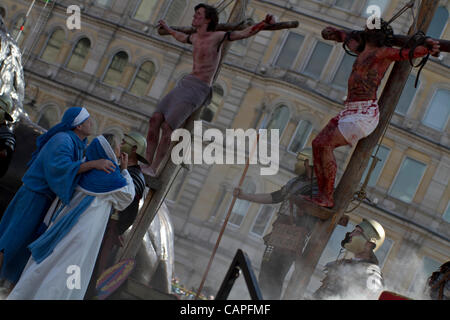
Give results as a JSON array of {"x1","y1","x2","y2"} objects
[{"x1": 0, "y1": 107, "x2": 96, "y2": 286}]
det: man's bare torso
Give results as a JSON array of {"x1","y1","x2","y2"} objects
[
  {"x1": 190, "y1": 31, "x2": 227, "y2": 85},
  {"x1": 346, "y1": 46, "x2": 393, "y2": 102}
]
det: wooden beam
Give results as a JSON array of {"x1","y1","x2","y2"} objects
[
  {"x1": 157, "y1": 20, "x2": 299, "y2": 36},
  {"x1": 283, "y1": 0, "x2": 440, "y2": 300}
]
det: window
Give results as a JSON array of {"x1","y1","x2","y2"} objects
[
  {"x1": 422, "y1": 89, "x2": 450, "y2": 131},
  {"x1": 443, "y1": 202, "x2": 450, "y2": 223},
  {"x1": 38, "y1": 106, "x2": 60, "y2": 130},
  {"x1": 332, "y1": 54, "x2": 356, "y2": 89},
  {"x1": 250, "y1": 205, "x2": 275, "y2": 237},
  {"x1": 0, "y1": 7, "x2": 5, "y2": 18},
  {"x1": 200, "y1": 85, "x2": 224, "y2": 122},
  {"x1": 95, "y1": 0, "x2": 112, "y2": 8},
  {"x1": 288, "y1": 120, "x2": 313, "y2": 154},
  {"x1": 229, "y1": 178, "x2": 256, "y2": 227},
  {"x1": 395, "y1": 74, "x2": 419, "y2": 115},
  {"x1": 302, "y1": 41, "x2": 333, "y2": 79},
  {"x1": 265, "y1": 105, "x2": 290, "y2": 137},
  {"x1": 389, "y1": 157, "x2": 427, "y2": 203},
  {"x1": 274, "y1": 32, "x2": 304, "y2": 69},
  {"x1": 334, "y1": 0, "x2": 354, "y2": 10},
  {"x1": 409, "y1": 256, "x2": 441, "y2": 295},
  {"x1": 362, "y1": 0, "x2": 389, "y2": 17},
  {"x1": 130, "y1": 61, "x2": 155, "y2": 96},
  {"x1": 41, "y1": 29, "x2": 65, "y2": 63},
  {"x1": 165, "y1": 0, "x2": 187, "y2": 26},
  {"x1": 318, "y1": 223, "x2": 355, "y2": 266},
  {"x1": 103, "y1": 51, "x2": 128, "y2": 87},
  {"x1": 133, "y1": 0, "x2": 158, "y2": 22},
  {"x1": 427, "y1": 6, "x2": 448, "y2": 39},
  {"x1": 360, "y1": 145, "x2": 390, "y2": 187},
  {"x1": 375, "y1": 238, "x2": 393, "y2": 268},
  {"x1": 67, "y1": 38, "x2": 91, "y2": 72}
]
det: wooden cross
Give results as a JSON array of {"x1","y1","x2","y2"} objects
[{"x1": 283, "y1": 0, "x2": 444, "y2": 299}]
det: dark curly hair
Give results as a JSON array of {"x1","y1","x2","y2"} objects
[
  {"x1": 344, "y1": 19, "x2": 395, "y2": 55},
  {"x1": 194, "y1": 3, "x2": 219, "y2": 32}
]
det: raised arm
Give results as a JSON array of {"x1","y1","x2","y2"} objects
[
  {"x1": 233, "y1": 188, "x2": 275, "y2": 204},
  {"x1": 322, "y1": 26, "x2": 361, "y2": 54},
  {"x1": 158, "y1": 20, "x2": 191, "y2": 44},
  {"x1": 381, "y1": 39, "x2": 440, "y2": 61},
  {"x1": 228, "y1": 14, "x2": 276, "y2": 41}
]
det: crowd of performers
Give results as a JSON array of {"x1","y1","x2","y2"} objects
[{"x1": 0, "y1": 3, "x2": 447, "y2": 300}]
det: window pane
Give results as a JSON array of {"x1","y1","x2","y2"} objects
[
  {"x1": 422, "y1": 89, "x2": 450, "y2": 131},
  {"x1": 427, "y1": 6, "x2": 449, "y2": 39},
  {"x1": 134, "y1": 0, "x2": 158, "y2": 21},
  {"x1": 375, "y1": 238, "x2": 393, "y2": 268},
  {"x1": 362, "y1": 0, "x2": 389, "y2": 17},
  {"x1": 229, "y1": 179, "x2": 255, "y2": 227},
  {"x1": 41, "y1": 29, "x2": 65, "y2": 63},
  {"x1": 130, "y1": 61, "x2": 155, "y2": 96},
  {"x1": 266, "y1": 105, "x2": 290, "y2": 136},
  {"x1": 67, "y1": 38, "x2": 91, "y2": 71},
  {"x1": 443, "y1": 202, "x2": 450, "y2": 223},
  {"x1": 288, "y1": 120, "x2": 313, "y2": 153},
  {"x1": 395, "y1": 75, "x2": 419, "y2": 115},
  {"x1": 303, "y1": 41, "x2": 332, "y2": 79},
  {"x1": 332, "y1": 54, "x2": 356, "y2": 89},
  {"x1": 361, "y1": 145, "x2": 390, "y2": 187},
  {"x1": 200, "y1": 85, "x2": 224, "y2": 122},
  {"x1": 409, "y1": 256, "x2": 441, "y2": 295},
  {"x1": 390, "y1": 157, "x2": 426, "y2": 203},
  {"x1": 95, "y1": 0, "x2": 111, "y2": 7},
  {"x1": 251, "y1": 206, "x2": 274, "y2": 236},
  {"x1": 275, "y1": 33, "x2": 304, "y2": 69},
  {"x1": 334, "y1": 0, "x2": 354, "y2": 10},
  {"x1": 165, "y1": 0, "x2": 187, "y2": 26},
  {"x1": 104, "y1": 51, "x2": 128, "y2": 87}
]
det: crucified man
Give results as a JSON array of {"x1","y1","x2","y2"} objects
[
  {"x1": 308, "y1": 20, "x2": 440, "y2": 208},
  {"x1": 143, "y1": 3, "x2": 276, "y2": 177}
]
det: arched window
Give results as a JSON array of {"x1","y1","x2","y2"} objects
[
  {"x1": 165, "y1": 0, "x2": 187, "y2": 26},
  {"x1": 229, "y1": 178, "x2": 256, "y2": 227},
  {"x1": 200, "y1": 85, "x2": 224, "y2": 122},
  {"x1": 288, "y1": 120, "x2": 313, "y2": 154},
  {"x1": 103, "y1": 51, "x2": 128, "y2": 87},
  {"x1": 422, "y1": 89, "x2": 450, "y2": 131},
  {"x1": 41, "y1": 28, "x2": 65, "y2": 63},
  {"x1": 38, "y1": 106, "x2": 60, "y2": 129},
  {"x1": 427, "y1": 6, "x2": 449, "y2": 39},
  {"x1": 133, "y1": 0, "x2": 158, "y2": 21},
  {"x1": 130, "y1": 61, "x2": 155, "y2": 96},
  {"x1": 67, "y1": 37, "x2": 91, "y2": 71},
  {"x1": 265, "y1": 105, "x2": 290, "y2": 137}
]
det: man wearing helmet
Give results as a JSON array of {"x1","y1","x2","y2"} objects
[
  {"x1": 308, "y1": 20, "x2": 440, "y2": 208},
  {"x1": 234, "y1": 148, "x2": 319, "y2": 300},
  {"x1": 0, "y1": 94, "x2": 15, "y2": 178},
  {"x1": 312, "y1": 218, "x2": 385, "y2": 300},
  {"x1": 84, "y1": 131, "x2": 149, "y2": 298}
]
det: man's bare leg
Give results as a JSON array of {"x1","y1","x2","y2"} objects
[
  {"x1": 146, "y1": 112, "x2": 165, "y2": 166},
  {"x1": 310, "y1": 120, "x2": 348, "y2": 207},
  {"x1": 147, "y1": 122, "x2": 173, "y2": 177}
]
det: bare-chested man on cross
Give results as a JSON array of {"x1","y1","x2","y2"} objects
[
  {"x1": 308, "y1": 20, "x2": 440, "y2": 208},
  {"x1": 144, "y1": 3, "x2": 276, "y2": 177}
]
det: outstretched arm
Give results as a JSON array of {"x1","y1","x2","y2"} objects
[
  {"x1": 382, "y1": 38, "x2": 440, "y2": 61},
  {"x1": 322, "y1": 26, "x2": 361, "y2": 54},
  {"x1": 228, "y1": 14, "x2": 276, "y2": 41},
  {"x1": 158, "y1": 20, "x2": 191, "y2": 44},
  {"x1": 233, "y1": 188, "x2": 275, "y2": 204}
]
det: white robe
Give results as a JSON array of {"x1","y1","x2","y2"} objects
[{"x1": 7, "y1": 169, "x2": 135, "y2": 300}]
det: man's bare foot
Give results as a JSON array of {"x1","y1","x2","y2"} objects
[
  {"x1": 301, "y1": 194, "x2": 334, "y2": 208},
  {"x1": 140, "y1": 165, "x2": 158, "y2": 178}
]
